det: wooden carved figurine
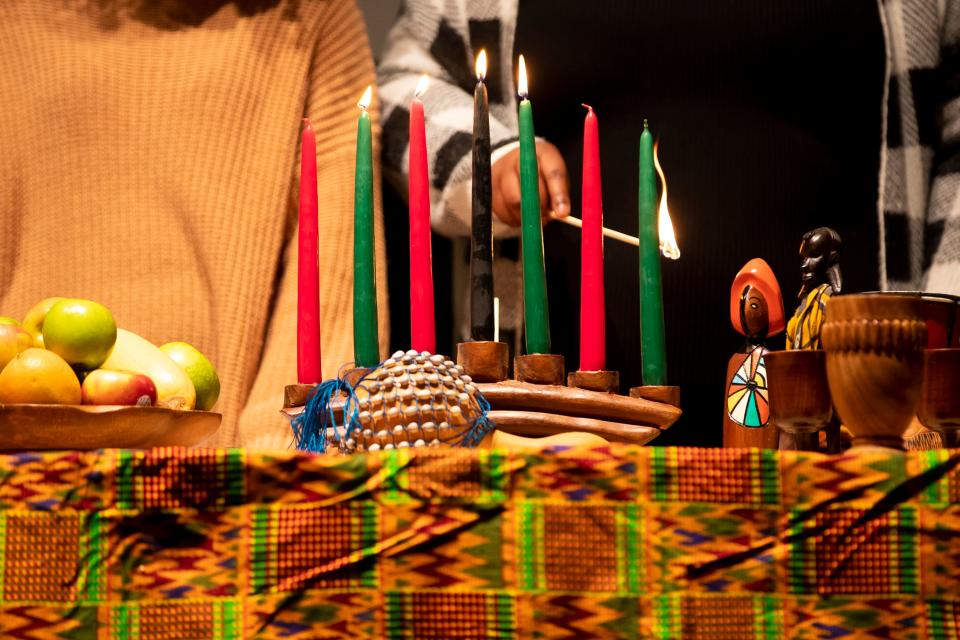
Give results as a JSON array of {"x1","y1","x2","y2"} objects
[
  {"x1": 723, "y1": 258, "x2": 785, "y2": 449},
  {"x1": 786, "y1": 227, "x2": 842, "y2": 350},
  {"x1": 785, "y1": 227, "x2": 843, "y2": 451}
]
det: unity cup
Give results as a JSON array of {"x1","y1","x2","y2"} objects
[
  {"x1": 918, "y1": 348, "x2": 960, "y2": 448},
  {"x1": 820, "y1": 293, "x2": 927, "y2": 449},
  {"x1": 765, "y1": 350, "x2": 832, "y2": 445}
]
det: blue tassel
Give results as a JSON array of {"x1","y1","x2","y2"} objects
[
  {"x1": 291, "y1": 379, "x2": 346, "y2": 453},
  {"x1": 453, "y1": 385, "x2": 496, "y2": 448}
]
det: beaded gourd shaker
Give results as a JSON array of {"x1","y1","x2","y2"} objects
[{"x1": 291, "y1": 350, "x2": 494, "y2": 454}]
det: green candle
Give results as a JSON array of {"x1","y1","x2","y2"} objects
[
  {"x1": 638, "y1": 121, "x2": 667, "y2": 385},
  {"x1": 517, "y1": 55, "x2": 551, "y2": 354},
  {"x1": 353, "y1": 86, "x2": 380, "y2": 367}
]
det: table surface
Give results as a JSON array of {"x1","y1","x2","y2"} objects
[{"x1": 0, "y1": 445, "x2": 957, "y2": 639}]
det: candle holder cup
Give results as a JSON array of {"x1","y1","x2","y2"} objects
[
  {"x1": 821, "y1": 293, "x2": 927, "y2": 449},
  {"x1": 629, "y1": 385, "x2": 681, "y2": 409},
  {"x1": 568, "y1": 370, "x2": 620, "y2": 394},
  {"x1": 765, "y1": 350, "x2": 832, "y2": 448},
  {"x1": 918, "y1": 348, "x2": 960, "y2": 448},
  {"x1": 457, "y1": 341, "x2": 510, "y2": 383},
  {"x1": 514, "y1": 354, "x2": 565, "y2": 385}
]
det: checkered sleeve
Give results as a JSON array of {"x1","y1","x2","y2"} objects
[
  {"x1": 925, "y1": 0, "x2": 960, "y2": 293},
  {"x1": 377, "y1": 0, "x2": 519, "y2": 237},
  {"x1": 879, "y1": 0, "x2": 941, "y2": 290}
]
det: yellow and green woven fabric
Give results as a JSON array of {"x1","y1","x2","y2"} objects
[{"x1": 0, "y1": 446, "x2": 956, "y2": 638}]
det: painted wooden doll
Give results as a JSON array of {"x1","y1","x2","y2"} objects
[{"x1": 723, "y1": 258, "x2": 785, "y2": 449}]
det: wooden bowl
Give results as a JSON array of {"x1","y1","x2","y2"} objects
[
  {"x1": 918, "y1": 348, "x2": 960, "y2": 448},
  {"x1": 0, "y1": 404, "x2": 221, "y2": 450},
  {"x1": 821, "y1": 293, "x2": 927, "y2": 448},
  {"x1": 765, "y1": 350, "x2": 831, "y2": 437}
]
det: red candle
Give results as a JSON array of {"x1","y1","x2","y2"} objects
[
  {"x1": 297, "y1": 119, "x2": 322, "y2": 383},
  {"x1": 580, "y1": 105, "x2": 605, "y2": 371},
  {"x1": 409, "y1": 76, "x2": 435, "y2": 353}
]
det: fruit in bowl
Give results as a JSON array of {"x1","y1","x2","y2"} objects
[
  {"x1": 100, "y1": 329, "x2": 197, "y2": 410},
  {"x1": 0, "y1": 322, "x2": 34, "y2": 371},
  {"x1": 0, "y1": 348, "x2": 81, "y2": 404},
  {"x1": 82, "y1": 369, "x2": 157, "y2": 406},
  {"x1": 21, "y1": 297, "x2": 65, "y2": 348},
  {"x1": 0, "y1": 297, "x2": 219, "y2": 412},
  {"x1": 161, "y1": 342, "x2": 220, "y2": 411},
  {"x1": 42, "y1": 299, "x2": 117, "y2": 370}
]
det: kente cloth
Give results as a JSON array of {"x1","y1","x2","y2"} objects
[{"x1": 0, "y1": 445, "x2": 957, "y2": 638}]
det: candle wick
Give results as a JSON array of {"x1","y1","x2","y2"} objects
[
  {"x1": 582, "y1": 103, "x2": 593, "y2": 113},
  {"x1": 643, "y1": 118, "x2": 649, "y2": 129}
]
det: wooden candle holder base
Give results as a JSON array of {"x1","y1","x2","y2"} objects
[
  {"x1": 478, "y1": 380, "x2": 681, "y2": 445},
  {"x1": 515, "y1": 354, "x2": 565, "y2": 385},
  {"x1": 457, "y1": 341, "x2": 509, "y2": 382},
  {"x1": 284, "y1": 384, "x2": 317, "y2": 409},
  {"x1": 282, "y1": 354, "x2": 682, "y2": 451},
  {"x1": 629, "y1": 385, "x2": 681, "y2": 408},
  {"x1": 568, "y1": 370, "x2": 620, "y2": 393},
  {"x1": 343, "y1": 367, "x2": 374, "y2": 387}
]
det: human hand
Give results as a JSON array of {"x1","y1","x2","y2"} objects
[{"x1": 491, "y1": 141, "x2": 570, "y2": 226}]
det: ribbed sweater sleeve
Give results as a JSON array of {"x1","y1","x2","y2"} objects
[{"x1": 0, "y1": 0, "x2": 387, "y2": 449}]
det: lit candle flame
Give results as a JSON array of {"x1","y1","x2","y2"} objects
[
  {"x1": 415, "y1": 75, "x2": 430, "y2": 98},
  {"x1": 357, "y1": 85, "x2": 373, "y2": 110},
  {"x1": 653, "y1": 141, "x2": 680, "y2": 260},
  {"x1": 517, "y1": 54, "x2": 528, "y2": 98},
  {"x1": 476, "y1": 49, "x2": 487, "y2": 81}
]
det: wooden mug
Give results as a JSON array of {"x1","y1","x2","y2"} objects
[
  {"x1": 820, "y1": 293, "x2": 926, "y2": 449},
  {"x1": 918, "y1": 348, "x2": 960, "y2": 448},
  {"x1": 765, "y1": 350, "x2": 832, "y2": 446}
]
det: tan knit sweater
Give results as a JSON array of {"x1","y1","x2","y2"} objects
[{"x1": 0, "y1": 0, "x2": 389, "y2": 449}]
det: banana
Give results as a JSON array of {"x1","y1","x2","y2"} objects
[{"x1": 101, "y1": 329, "x2": 196, "y2": 410}]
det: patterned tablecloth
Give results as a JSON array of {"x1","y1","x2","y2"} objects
[{"x1": 0, "y1": 445, "x2": 957, "y2": 639}]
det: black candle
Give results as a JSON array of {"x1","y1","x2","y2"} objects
[{"x1": 471, "y1": 50, "x2": 495, "y2": 341}]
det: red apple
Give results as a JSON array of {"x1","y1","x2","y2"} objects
[
  {"x1": 81, "y1": 369, "x2": 157, "y2": 406},
  {"x1": 0, "y1": 324, "x2": 34, "y2": 372}
]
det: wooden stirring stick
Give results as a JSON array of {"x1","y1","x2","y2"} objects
[{"x1": 552, "y1": 214, "x2": 639, "y2": 247}]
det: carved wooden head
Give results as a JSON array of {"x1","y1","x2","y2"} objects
[
  {"x1": 799, "y1": 227, "x2": 842, "y2": 299},
  {"x1": 730, "y1": 258, "x2": 785, "y2": 339}
]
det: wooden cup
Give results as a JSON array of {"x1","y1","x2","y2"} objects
[
  {"x1": 918, "y1": 348, "x2": 960, "y2": 448},
  {"x1": 629, "y1": 385, "x2": 681, "y2": 408},
  {"x1": 514, "y1": 354, "x2": 565, "y2": 385},
  {"x1": 457, "y1": 341, "x2": 510, "y2": 382},
  {"x1": 765, "y1": 350, "x2": 831, "y2": 450},
  {"x1": 821, "y1": 293, "x2": 927, "y2": 449},
  {"x1": 568, "y1": 370, "x2": 620, "y2": 393}
]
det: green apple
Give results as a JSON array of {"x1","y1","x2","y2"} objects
[
  {"x1": 22, "y1": 297, "x2": 66, "y2": 347},
  {"x1": 42, "y1": 299, "x2": 117, "y2": 370},
  {"x1": 160, "y1": 342, "x2": 220, "y2": 411}
]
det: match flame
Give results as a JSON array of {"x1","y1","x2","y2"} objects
[
  {"x1": 357, "y1": 85, "x2": 373, "y2": 110},
  {"x1": 476, "y1": 49, "x2": 487, "y2": 81},
  {"x1": 517, "y1": 54, "x2": 528, "y2": 98},
  {"x1": 415, "y1": 75, "x2": 430, "y2": 98},
  {"x1": 653, "y1": 141, "x2": 680, "y2": 260}
]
